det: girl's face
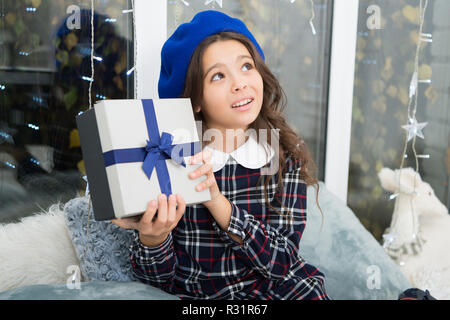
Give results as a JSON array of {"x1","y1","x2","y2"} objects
[{"x1": 198, "y1": 39, "x2": 263, "y2": 134}]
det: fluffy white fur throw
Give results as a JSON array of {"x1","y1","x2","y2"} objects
[
  {"x1": 0, "y1": 204, "x2": 80, "y2": 293},
  {"x1": 378, "y1": 167, "x2": 450, "y2": 300}
]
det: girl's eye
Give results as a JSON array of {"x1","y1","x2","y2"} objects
[
  {"x1": 242, "y1": 63, "x2": 253, "y2": 71},
  {"x1": 211, "y1": 72, "x2": 224, "y2": 81}
]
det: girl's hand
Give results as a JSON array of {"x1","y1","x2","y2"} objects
[
  {"x1": 111, "y1": 193, "x2": 186, "y2": 247},
  {"x1": 188, "y1": 149, "x2": 221, "y2": 207}
]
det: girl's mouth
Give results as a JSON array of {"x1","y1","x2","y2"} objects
[{"x1": 231, "y1": 98, "x2": 254, "y2": 111}]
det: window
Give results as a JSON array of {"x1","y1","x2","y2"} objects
[
  {"x1": 348, "y1": 0, "x2": 450, "y2": 241},
  {"x1": 0, "y1": 0, "x2": 135, "y2": 223},
  {"x1": 167, "y1": 0, "x2": 333, "y2": 181}
]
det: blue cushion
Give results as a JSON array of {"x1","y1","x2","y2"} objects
[
  {"x1": 0, "y1": 280, "x2": 179, "y2": 300},
  {"x1": 301, "y1": 182, "x2": 412, "y2": 300}
]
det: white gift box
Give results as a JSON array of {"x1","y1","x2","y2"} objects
[{"x1": 76, "y1": 99, "x2": 210, "y2": 220}]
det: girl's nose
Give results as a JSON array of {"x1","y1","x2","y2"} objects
[{"x1": 232, "y1": 79, "x2": 248, "y2": 92}]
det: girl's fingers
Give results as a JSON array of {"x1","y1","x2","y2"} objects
[
  {"x1": 111, "y1": 217, "x2": 139, "y2": 230},
  {"x1": 190, "y1": 149, "x2": 212, "y2": 165},
  {"x1": 174, "y1": 194, "x2": 186, "y2": 224},
  {"x1": 189, "y1": 162, "x2": 212, "y2": 179},
  {"x1": 155, "y1": 193, "x2": 168, "y2": 225},
  {"x1": 202, "y1": 149, "x2": 212, "y2": 163},
  {"x1": 167, "y1": 194, "x2": 177, "y2": 224},
  {"x1": 141, "y1": 200, "x2": 158, "y2": 225},
  {"x1": 196, "y1": 174, "x2": 216, "y2": 191}
]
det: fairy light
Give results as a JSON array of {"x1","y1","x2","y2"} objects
[
  {"x1": 390, "y1": 0, "x2": 431, "y2": 197},
  {"x1": 309, "y1": 0, "x2": 317, "y2": 35},
  {"x1": 126, "y1": 65, "x2": 135, "y2": 76},
  {"x1": 385, "y1": 0, "x2": 431, "y2": 262},
  {"x1": 88, "y1": 0, "x2": 94, "y2": 109},
  {"x1": 27, "y1": 123, "x2": 40, "y2": 130},
  {"x1": 204, "y1": 0, "x2": 222, "y2": 8},
  {"x1": 82, "y1": 76, "x2": 94, "y2": 82},
  {"x1": 419, "y1": 32, "x2": 432, "y2": 43},
  {"x1": 30, "y1": 157, "x2": 40, "y2": 165},
  {"x1": 3, "y1": 161, "x2": 16, "y2": 169},
  {"x1": 129, "y1": 0, "x2": 137, "y2": 97}
]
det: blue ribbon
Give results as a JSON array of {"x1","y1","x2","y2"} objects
[{"x1": 102, "y1": 99, "x2": 200, "y2": 196}]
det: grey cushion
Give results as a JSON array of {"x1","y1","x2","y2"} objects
[
  {"x1": 0, "y1": 280, "x2": 179, "y2": 300},
  {"x1": 301, "y1": 182, "x2": 412, "y2": 300},
  {"x1": 64, "y1": 197, "x2": 136, "y2": 282}
]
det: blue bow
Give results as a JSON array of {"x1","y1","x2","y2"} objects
[{"x1": 142, "y1": 131, "x2": 186, "y2": 179}]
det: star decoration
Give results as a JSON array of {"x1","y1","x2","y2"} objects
[
  {"x1": 401, "y1": 117, "x2": 428, "y2": 142},
  {"x1": 204, "y1": 0, "x2": 223, "y2": 8}
]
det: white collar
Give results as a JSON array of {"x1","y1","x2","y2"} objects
[{"x1": 203, "y1": 132, "x2": 275, "y2": 172}]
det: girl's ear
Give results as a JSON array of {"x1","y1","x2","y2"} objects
[{"x1": 194, "y1": 106, "x2": 202, "y2": 113}]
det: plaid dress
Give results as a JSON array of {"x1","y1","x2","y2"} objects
[{"x1": 129, "y1": 152, "x2": 330, "y2": 300}]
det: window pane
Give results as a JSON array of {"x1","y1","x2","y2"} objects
[
  {"x1": 348, "y1": 0, "x2": 450, "y2": 242},
  {"x1": 0, "y1": 0, "x2": 134, "y2": 223},
  {"x1": 167, "y1": 0, "x2": 332, "y2": 181}
]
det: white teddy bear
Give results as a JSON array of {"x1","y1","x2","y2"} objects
[{"x1": 378, "y1": 167, "x2": 450, "y2": 299}]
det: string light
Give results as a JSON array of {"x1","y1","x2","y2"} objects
[
  {"x1": 27, "y1": 123, "x2": 40, "y2": 130},
  {"x1": 204, "y1": 0, "x2": 223, "y2": 8},
  {"x1": 30, "y1": 157, "x2": 40, "y2": 165},
  {"x1": 130, "y1": 0, "x2": 137, "y2": 97},
  {"x1": 0, "y1": 131, "x2": 11, "y2": 140},
  {"x1": 126, "y1": 65, "x2": 135, "y2": 76},
  {"x1": 88, "y1": 0, "x2": 94, "y2": 109},
  {"x1": 32, "y1": 96, "x2": 43, "y2": 104},
  {"x1": 389, "y1": 193, "x2": 399, "y2": 200},
  {"x1": 3, "y1": 161, "x2": 16, "y2": 169},
  {"x1": 309, "y1": 0, "x2": 317, "y2": 35},
  {"x1": 385, "y1": 0, "x2": 431, "y2": 262},
  {"x1": 82, "y1": 76, "x2": 94, "y2": 82},
  {"x1": 419, "y1": 32, "x2": 432, "y2": 43}
]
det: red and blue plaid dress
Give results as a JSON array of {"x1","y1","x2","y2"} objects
[{"x1": 129, "y1": 154, "x2": 330, "y2": 300}]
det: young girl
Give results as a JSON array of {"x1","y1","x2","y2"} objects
[{"x1": 112, "y1": 10, "x2": 330, "y2": 300}]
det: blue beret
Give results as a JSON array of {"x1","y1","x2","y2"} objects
[{"x1": 158, "y1": 10, "x2": 265, "y2": 99}]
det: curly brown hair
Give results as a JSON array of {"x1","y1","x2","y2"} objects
[{"x1": 182, "y1": 31, "x2": 323, "y2": 224}]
